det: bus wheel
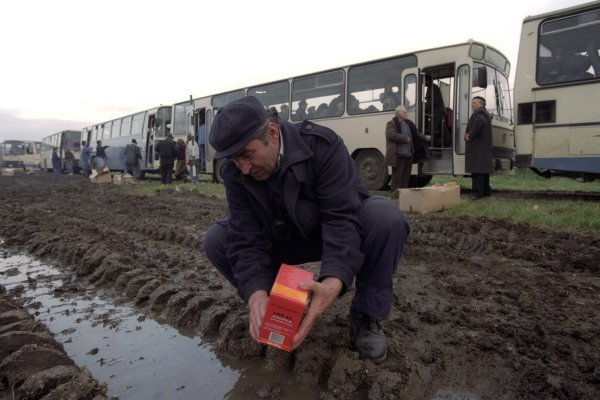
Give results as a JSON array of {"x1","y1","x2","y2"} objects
[
  {"x1": 213, "y1": 158, "x2": 227, "y2": 184},
  {"x1": 354, "y1": 150, "x2": 388, "y2": 191},
  {"x1": 408, "y1": 175, "x2": 433, "y2": 188}
]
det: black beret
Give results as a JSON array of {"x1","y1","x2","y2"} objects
[{"x1": 209, "y1": 96, "x2": 268, "y2": 159}]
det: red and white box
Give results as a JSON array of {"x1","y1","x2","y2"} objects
[{"x1": 258, "y1": 264, "x2": 313, "y2": 352}]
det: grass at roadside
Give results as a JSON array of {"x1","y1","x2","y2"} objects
[{"x1": 128, "y1": 169, "x2": 600, "y2": 233}]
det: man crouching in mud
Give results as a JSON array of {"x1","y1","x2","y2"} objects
[{"x1": 204, "y1": 96, "x2": 409, "y2": 363}]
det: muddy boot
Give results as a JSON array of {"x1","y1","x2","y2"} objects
[{"x1": 349, "y1": 305, "x2": 387, "y2": 363}]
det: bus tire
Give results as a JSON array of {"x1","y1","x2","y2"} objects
[
  {"x1": 354, "y1": 150, "x2": 388, "y2": 191},
  {"x1": 213, "y1": 158, "x2": 227, "y2": 184},
  {"x1": 408, "y1": 175, "x2": 433, "y2": 188}
]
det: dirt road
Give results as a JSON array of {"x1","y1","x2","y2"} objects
[{"x1": 1, "y1": 174, "x2": 599, "y2": 399}]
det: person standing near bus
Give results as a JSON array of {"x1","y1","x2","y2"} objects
[
  {"x1": 186, "y1": 134, "x2": 199, "y2": 183},
  {"x1": 124, "y1": 138, "x2": 142, "y2": 178},
  {"x1": 51, "y1": 148, "x2": 61, "y2": 176},
  {"x1": 464, "y1": 96, "x2": 493, "y2": 200},
  {"x1": 384, "y1": 106, "x2": 429, "y2": 191},
  {"x1": 174, "y1": 138, "x2": 188, "y2": 182},
  {"x1": 95, "y1": 140, "x2": 109, "y2": 169},
  {"x1": 64, "y1": 148, "x2": 75, "y2": 175},
  {"x1": 203, "y1": 96, "x2": 410, "y2": 363},
  {"x1": 80, "y1": 141, "x2": 92, "y2": 177},
  {"x1": 197, "y1": 114, "x2": 206, "y2": 172},
  {"x1": 155, "y1": 133, "x2": 178, "y2": 184}
]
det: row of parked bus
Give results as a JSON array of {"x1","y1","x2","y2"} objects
[{"x1": 3, "y1": 2, "x2": 599, "y2": 185}]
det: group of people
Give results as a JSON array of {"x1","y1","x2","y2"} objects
[
  {"x1": 385, "y1": 92, "x2": 492, "y2": 199},
  {"x1": 155, "y1": 119, "x2": 205, "y2": 185},
  {"x1": 202, "y1": 93, "x2": 493, "y2": 364},
  {"x1": 74, "y1": 118, "x2": 207, "y2": 184}
]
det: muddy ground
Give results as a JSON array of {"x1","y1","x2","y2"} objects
[{"x1": 0, "y1": 173, "x2": 599, "y2": 400}]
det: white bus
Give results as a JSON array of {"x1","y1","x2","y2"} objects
[
  {"x1": 514, "y1": 1, "x2": 600, "y2": 181},
  {"x1": 81, "y1": 105, "x2": 173, "y2": 178},
  {"x1": 0, "y1": 140, "x2": 42, "y2": 170},
  {"x1": 41, "y1": 130, "x2": 82, "y2": 173},
  {"x1": 186, "y1": 40, "x2": 514, "y2": 189}
]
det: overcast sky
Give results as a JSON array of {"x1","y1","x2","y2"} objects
[{"x1": 0, "y1": 0, "x2": 587, "y2": 143}]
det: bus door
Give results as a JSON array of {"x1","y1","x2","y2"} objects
[
  {"x1": 401, "y1": 67, "x2": 428, "y2": 179},
  {"x1": 452, "y1": 61, "x2": 474, "y2": 176}
]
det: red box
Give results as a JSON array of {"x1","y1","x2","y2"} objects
[{"x1": 258, "y1": 264, "x2": 313, "y2": 352}]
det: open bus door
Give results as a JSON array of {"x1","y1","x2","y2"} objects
[{"x1": 401, "y1": 67, "x2": 432, "y2": 187}]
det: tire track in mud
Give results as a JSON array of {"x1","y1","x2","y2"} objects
[
  {"x1": 0, "y1": 287, "x2": 112, "y2": 399},
  {"x1": 1, "y1": 175, "x2": 600, "y2": 399}
]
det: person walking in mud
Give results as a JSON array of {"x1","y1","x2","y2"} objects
[
  {"x1": 204, "y1": 96, "x2": 410, "y2": 363},
  {"x1": 464, "y1": 96, "x2": 493, "y2": 200}
]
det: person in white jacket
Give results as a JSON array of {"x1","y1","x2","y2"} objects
[{"x1": 185, "y1": 134, "x2": 200, "y2": 183}]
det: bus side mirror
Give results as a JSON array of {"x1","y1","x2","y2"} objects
[
  {"x1": 477, "y1": 68, "x2": 488, "y2": 88},
  {"x1": 154, "y1": 118, "x2": 162, "y2": 128}
]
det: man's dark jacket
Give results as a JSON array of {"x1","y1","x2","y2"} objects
[
  {"x1": 465, "y1": 107, "x2": 493, "y2": 174},
  {"x1": 221, "y1": 120, "x2": 369, "y2": 301}
]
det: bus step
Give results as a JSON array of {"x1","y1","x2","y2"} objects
[{"x1": 422, "y1": 159, "x2": 453, "y2": 175}]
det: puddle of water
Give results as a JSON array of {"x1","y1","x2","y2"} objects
[{"x1": 0, "y1": 247, "x2": 322, "y2": 399}]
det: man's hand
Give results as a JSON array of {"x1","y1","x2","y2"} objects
[
  {"x1": 248, "y1": 290, "x2": 269, "y2": 341},
  {"x1": 292, "y1": 277, "x2": 343, "y2": 350}
]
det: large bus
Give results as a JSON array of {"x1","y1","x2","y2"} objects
[
  {"x1": 81, "y1": 105, "x2": 173, "y2": 178},
  {"x1": 40, "y1": 130, "x2": 82, "y2": 173},
  {"x1": 513, "y1": 1, "x2": 600, "y2": 181},
  {"x1": 186, "y1": 40, "x2": 514, "y2": 189},
  {"x1": 0, "y1": 140, "x2": 43, "y2": 170}
]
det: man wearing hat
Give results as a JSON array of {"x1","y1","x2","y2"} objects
[
  {"x1": 464, "y1": 96, "x2": 493, "y2": 199},
  {"x1": 155, "y1": 132, "x2": 178, "y2": 184},
  {"x1": 204, "y1": 96, "x2": 410, "y2": 363}
]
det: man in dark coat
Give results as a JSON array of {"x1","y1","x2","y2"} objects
[
  {"x1": 464, "y1": 96, "x2": 493, "y2": 199},
  {"x1": 384, "y1": 105, "x2": 430, "y2": 191},
  {"x1": 203, "y1": 96, "x2": 410, "y2": 363},
  {"x1": 124, "y1": 138, "x2": 142, "y2": 178},
  {"x1": 155, "y1": 133, "x2": 178, "y2": 184}
]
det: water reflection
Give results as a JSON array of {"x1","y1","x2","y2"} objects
[{"x1": 0, "y1": 246, "x2": 321, "y2": 399}]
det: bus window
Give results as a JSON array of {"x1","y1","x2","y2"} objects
[
  {"x1": 212, "y1": 90, "x2": 246, "y2": 109},
  {"x1": 291, "y1": 70, "x2": 345, "y2": 119},
  {"x1": 121, "y1": 116, "x2": 132, "y2": 137},
  {"x1": 472, "y1": 63, "x2": 498, "y2": 117},
  {"x1": 403, "y1": 74, "x2": 417, "y2": 121},
  {"x1": 112, "y1": 119, "x2": 122, "y2": 138},
  {"x1": 249, "y1": 80, "x2": 290, "y2": 121},
  {"x1": 103, "y1": 122, "x2": 112, "y2": 140},
  {"x1": 496, "y1": 72, "x2": 512, "y2": 122},
  {"x1": 537, "y1": 8, "x2": 600, "y2": 85},
  {"x1": 131, "y1": 112, "x2": 144, "y2": 136},
  {"x1": 173, "y1": 103, "x2": 193, "y2": 136},
  {"x1": 348, "y1": 55, "x2": 417, "y2": 114}
]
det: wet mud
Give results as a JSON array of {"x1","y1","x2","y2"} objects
[{"x1": 1, "y1": 174, "x2": 599, "y2": 399}]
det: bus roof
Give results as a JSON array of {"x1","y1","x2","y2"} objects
[{"x1": 522, "y1": 0, "x2": 600, "y2": 23}]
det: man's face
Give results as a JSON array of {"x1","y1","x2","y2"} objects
[
  {"x1": 471, "y1": 99, "x2": 483, "y2": 111},
  {"x1": 232, "y1": 123, "x2": 280, "y2": 181},
  {"x1": 396, "y1": 108, "x2": 408, "y2": 121}
]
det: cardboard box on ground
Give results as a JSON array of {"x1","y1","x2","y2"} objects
[
  {"x1": 90, "y1": 166, "x2": 112, "y2": 184},
  {"x1": 1, "y1": 168, "x2": 15, "y2": 176},
  {"x1": 113, "y1": 174, "x2": 134, "y2": 185},
  {"x1": 392, "y1": 182, "x2": 461, "y2": 213}
]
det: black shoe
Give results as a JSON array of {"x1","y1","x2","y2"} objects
[
  {"x1": 468, "y1": 194, "x2": 483, "y2": 200},
  {"x1": 349, "y1": 306, "x2": 387, "y2": 363}
]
